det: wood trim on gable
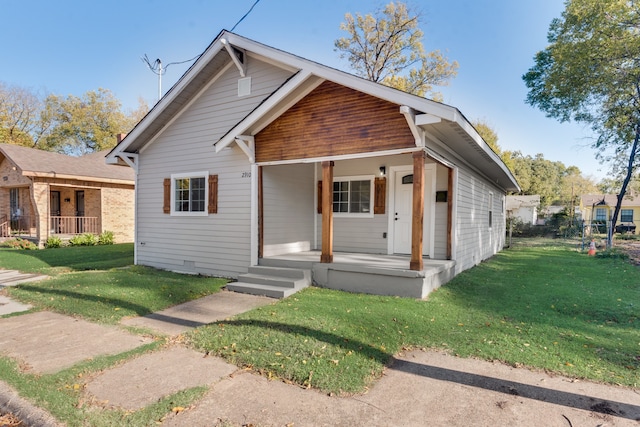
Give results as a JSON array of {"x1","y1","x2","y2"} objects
[{"x1": 256, "y1": 81, "x2": 415, "y2": 163}]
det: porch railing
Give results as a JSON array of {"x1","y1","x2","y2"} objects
[
  {"x1": 9, "y1": 214, "x2": 36, "y2": 238},
  {"x1": 0, "y1": 215, "x2": 8, "y2": 237},
  {"x1": 50, "y1": 216, "x2": 99, "y2": 235}
]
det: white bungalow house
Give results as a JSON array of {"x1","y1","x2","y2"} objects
[{"x1": 107, "y1": 31, "x2": 519, "y2": 299}]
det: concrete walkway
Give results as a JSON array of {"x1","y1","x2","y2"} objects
[
  {"x1": 1, "y1": 287, "x2": 639, "y2": 426},
  {"x1": 0, "y1": 269, "x2": 49, "y2": 315}
]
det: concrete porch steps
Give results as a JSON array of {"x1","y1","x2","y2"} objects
[{"x1": 226, "y1": 266, "x2": 311, "y2": 299}]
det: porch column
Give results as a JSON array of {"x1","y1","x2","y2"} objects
[
  {"x1": 321, "y1": 161, "x2": 334, "y2": 263},
  {"x1": 31, "y1": 182, "x2": 49, "y2": 248},
  {"x1": 446, "y1": 167, "x2": 453, "y2": 260},
  {"x1": 257, "y1": 165, "x2": 264, "y2": 259},
  {"x1": 410, "y1": 151, "x2": 425, "y2": 271}
]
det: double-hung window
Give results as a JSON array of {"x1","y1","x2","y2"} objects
[
  {"x1": 171, "y1": 172, "x2": 208, "y2": 216},
  {"x1": 332, "y1": 176, "x2": 374, "y2": 217},
  {"x1": 621, "y1": 209, "x2": 634, "y2": 223},
  {"x1": 595, "y1": 207, "x2": 607, "y2": 221}
]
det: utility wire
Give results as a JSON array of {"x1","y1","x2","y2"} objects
[
  {"x1": 231, "y1": 0, "x2": 261, "y2": 31},
  {"x1": 142, "y1": 0, "x2": 261, "y2": 101}
]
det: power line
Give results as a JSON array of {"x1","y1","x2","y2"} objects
[
  {"x1": 141, "y1": 53, "x2": 202, "y2": 102},
  {"x1": 142, "y1": 0, "x2": 261, "y2": 102},
  {"x1": 231, "y1": 0, "x2": 261, "y2": 31}
]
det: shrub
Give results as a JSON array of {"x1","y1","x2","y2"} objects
[
  {"x1": 98, "y1": 231, "x2": 114, "y2": 245},
  {"x1": 595, "y1": 247, "x2": 629, "y2": 260},
  {"x1": 2, "y1": 238, "x2": 38, "y2": 250},
  {"x1": 68, "y1": 233, "x2": 98, "y2": 246},
  {"x1": 45, "y1": 236, "x2": 63, "y2": 248}
]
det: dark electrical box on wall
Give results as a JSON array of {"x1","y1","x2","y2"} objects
[{"x1": 435, "y1": 191, "x2": 448, "y2": 203}]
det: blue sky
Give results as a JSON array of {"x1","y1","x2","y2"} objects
[{"x1": 3, "y1": 0, "x2": 605, "y2": 180}]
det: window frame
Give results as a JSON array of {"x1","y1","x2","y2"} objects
[
  {"x1": 170, "y1": 171, "x2": 209, "y2": 216},
  {"x1": 332, "y1": 175, "x2": 375, "y2": 218},
  {"x1": 488, "y1": 192, "x2": 493, "y2": 228},
  {"x1": 620, "y1": 209, "x2": 634, "y2": 223},
  {"x1": 595, "y1": 207, "x2": 607, "y2": 221}
]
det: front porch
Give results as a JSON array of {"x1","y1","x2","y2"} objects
[{"x1": 260, "y1": 251, "x2": 456, "y2": 299}]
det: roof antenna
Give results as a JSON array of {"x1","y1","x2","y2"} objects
[{"x1": 141, "y1": 53, "x2": 201, "y2": 102}]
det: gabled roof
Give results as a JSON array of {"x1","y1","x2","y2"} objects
[
  {"x1": 108, "y1": 30, "x2": 519, "y2": 192},
  {"x1": 581, "y1": 194, "x2": 640, "y2": 208},
  {"x1": 0, "y1": 143, "x2": 134, "y2": 184}
]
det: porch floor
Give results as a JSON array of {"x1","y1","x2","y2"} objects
[
  {"x1": 263, "y1": 251, "x2": 448, "y2": 270},
  {"x1": 259, "y1": 251, "x2": 456, "y2": 299}
]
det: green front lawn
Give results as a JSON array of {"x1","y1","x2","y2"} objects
[
  {"x1": 2, "y1": 244, "x2": 228, "y2": 323},
  {"x1": 2, "y1": 239, "x2": 638, "y2": 415},
  {"x1": 188, "y1": 240, "x2": 640, "y2": 394}
]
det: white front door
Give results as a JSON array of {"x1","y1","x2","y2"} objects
[
  {"x1": 390, "y1": 165, "x2": 435, "y2": 256},
  {"x1": 393, "y1": 170, "x2": 413, "y2": 254}
]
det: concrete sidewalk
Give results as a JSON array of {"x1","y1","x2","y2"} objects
[
  {"x1": 0, "y1": 269, "x2": 49, "y2": 316},
  {"x1": 0, "y1": 287, "x2": 639, "y2": 426}
]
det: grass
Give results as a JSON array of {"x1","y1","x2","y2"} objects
[
  {"x1": 0, "y1": 244, "x2": 228, "y2": 426},
  {"x1": 1, "y1": 239, "x2": 638, "y2": 422},
  {"x1": 187, "y1": 239, "x2": 640, "y2": 394},
  {"x1": 0, "y1": 243, "x2": 135, "y2": 275}
]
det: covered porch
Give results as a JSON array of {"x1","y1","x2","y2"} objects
[{"x1": 260, "y1": 251, "x2": 456, "y2": 299}]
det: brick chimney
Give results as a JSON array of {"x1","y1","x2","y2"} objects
[{"x1": 116, "y1": 133, "x2": 127, "y2": 144}]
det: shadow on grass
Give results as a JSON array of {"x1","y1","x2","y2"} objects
[
  {"x1": 391, "y1": 357, "x2": 640, "y2": 421},
  {"x1": 8, "y1": 272, "x2": 225, "y2": 324},
  {"x1": 0, "y1": 244, "x2": 134, "y2": 273},
  {"x1": 207, "y1": 319, "x2": 391, "y2": 365}
]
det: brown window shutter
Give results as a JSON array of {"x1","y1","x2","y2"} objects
[
  {"x1": 374, "y1": 177, "x2": 386, "y2": 214},
  {"x1": 317, "y1": 180, "x2": 322, "y2": 214},
  {"x1": 208, "y1": 174, "x2": 218, "y2": 214},
  {"x1": 163, "y1": 178, "x2": 171, "y2": 214}
]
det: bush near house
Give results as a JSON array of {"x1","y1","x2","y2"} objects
[
  {"x1": 45, "y1": 236, "x2": 63, "y2": 248},
  {"x1": 1, "y1": 238, "x2": 38, "y2": 250}
]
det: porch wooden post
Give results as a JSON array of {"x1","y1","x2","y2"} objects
[
  {"x1": 321, "y1": 161, "x2": 334, "y2": 263},
  {"x1": 446, "y1": 167, "x2": 453, "y2": 260},
  {"x1": 410, "y1": 151, "x2": 425, "y2": 271},
  {"x1": 258, "y1": 166, "x2": 264, "y2": 259}
]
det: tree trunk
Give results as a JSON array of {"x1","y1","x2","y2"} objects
[{"x1": 608, "y1": 119, "x2": 640, "y2": 247}]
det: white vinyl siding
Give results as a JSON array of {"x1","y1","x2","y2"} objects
[
  {"x1": 262, "y1": 163, "x2": 315, "y2": 257},
  {"x1": 454, "y1": 168, "x2": 506, "y2": 273},
  {"x1": 433, "y1": 164, "x2": 449, "y2": 259},
  {"x1": 135, "y1": 57, "x2": 294, "y2": 277}
]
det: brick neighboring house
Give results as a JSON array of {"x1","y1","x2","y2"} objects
[{"x1": 0, "y1": 143, "x2": 135, "y2": 246}]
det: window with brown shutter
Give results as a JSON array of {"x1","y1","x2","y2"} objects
[
  {"x1": 163, "y1": 178, "x2": 170, "y2": 214},
  {"x1": 374, "y1": 177, "x2": 386, "y2": 214},
  {"x1": 208, "y1": 174, "x2": 218, "y2": 214}
]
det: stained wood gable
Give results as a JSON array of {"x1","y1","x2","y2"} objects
[{"x1": 255, "y1": 81, "x2": 415, "y2": 163}]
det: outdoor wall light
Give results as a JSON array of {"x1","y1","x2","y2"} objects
[{"x1": 379, "y1": 166, "x2": 386, "y2": 176}]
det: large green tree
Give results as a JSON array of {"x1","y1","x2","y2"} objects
[
  {"x1": 523, "y1": 0, "x2": 640, "y2": 244},
  {"x1": 0, "y1": 82, "x2": 146, "y2": 154},
  {"x1": 334, "y1": 1, "x2": 458, "y2": 100},
  {"x1": 41, "y1": 88, "x2": 146, "y2": 155}
]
